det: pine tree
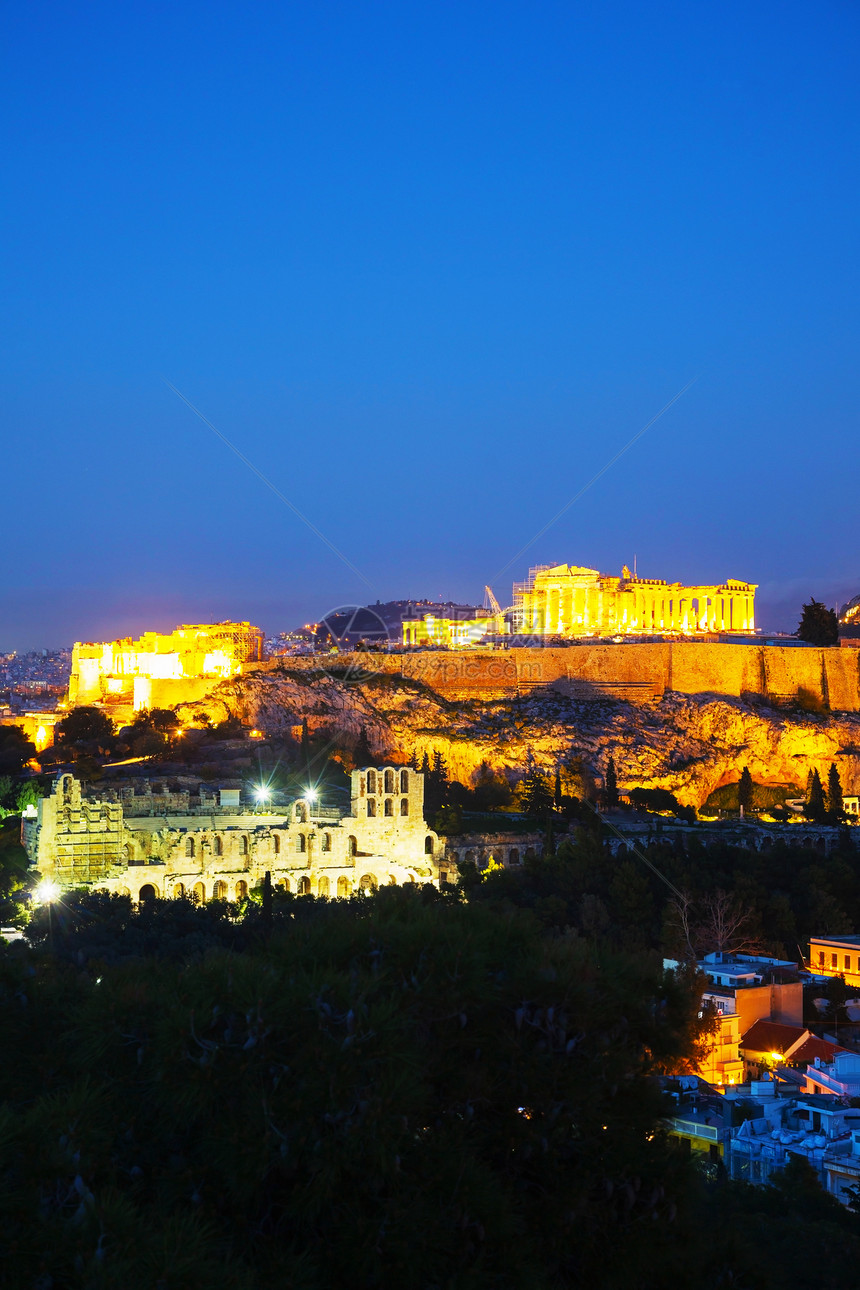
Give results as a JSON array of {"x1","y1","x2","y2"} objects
[
  {"x1": 431, "y1": 750, "x2": 449, "y2": 807},
  {"x1": 797, "y1": 598, "x2": 839, "y2": 646},
  {"x1": 807, "y1": 769, "x2": 826, "y2": 821},
  {"x1": 827, "y1": 764, "x2": 844, "y2": 818},
  {"x1": 420, "y1": 750, "x2": 431, "y2": 778},
  {"x1": 520, "y1": 760, "x2": 553, "y2": 818},
  {"x1": 605, "y1": 756, "x2": 619, "y2": 809},
  {"x1": 738, "y1": 767, "x2": 754, "y2": 814},
  {"x1": 553, "y1": 766, "x2": 562, "y2": 812}
]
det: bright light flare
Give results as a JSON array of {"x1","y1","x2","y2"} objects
[
  {"x1": 305, "y1": 788, "x2": 318, "y2": 802},
  {"x1": 34, "y1": 881, "x2": 61, "y2": 904},
  {"x1": 255, "y1": 787, "x2": 271, "y2": 803}
]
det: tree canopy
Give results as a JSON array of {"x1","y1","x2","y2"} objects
[
  {"x1": 798, "y1": 598, "x2": 839, "y2": 646},
  {"x1": 55, "y1": 706, "x2": 115, "y2": 747}
]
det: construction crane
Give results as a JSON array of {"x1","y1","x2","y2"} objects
[{"x1": 483, "y1": 585, "x2": 504, "y2": 616}]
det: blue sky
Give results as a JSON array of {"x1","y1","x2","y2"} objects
[{"x1": 2, "y1": 1, "x2": 859, "y2": 648}]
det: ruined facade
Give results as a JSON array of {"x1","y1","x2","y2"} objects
[
  {"x1": 23, "y1": 767, "x2": 458, "y2": 901},
  {"x1": 68, "y1": 621, "x2": 264, "y2": 713},
  {"x1": 512, "y1": 565, "x2": 756, "y2": 638}
]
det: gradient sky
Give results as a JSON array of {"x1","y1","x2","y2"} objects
[{"x1": 3, "y1": 1, "x2": 859, "y2": 650}]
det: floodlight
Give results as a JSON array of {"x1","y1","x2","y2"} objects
[{"x1": 34, "y1": 881, "x2": 60, "y2": 904}]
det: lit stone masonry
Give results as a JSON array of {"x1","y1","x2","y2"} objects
[
  {"x1": 67, "y1": 621, "x2": 264, "y2": 715},
  {"x1": 512, "y1": 564, "x2": 757, "y2": 638},
  {"x1": 23, "y1": 767, "x2": 463, "y2": 903}
]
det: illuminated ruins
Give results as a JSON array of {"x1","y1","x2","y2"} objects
[
  {"x1": 512, "y1": 564, "x2": 757, "y2": 637},
  {"x1": 68, "y1": 622, "x2": 264, "y2": 713}
]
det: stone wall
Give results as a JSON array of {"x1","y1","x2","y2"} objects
[{"x1": 272, "y1": 643, "x2": 860, "y2": 711}]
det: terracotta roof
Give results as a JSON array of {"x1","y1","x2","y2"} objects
[
  {"x1": 741, "y1": 1020, "x2": 806, "y2": 1054},
  {"x1": 789, "y1": 1036, "x2": 849, "y2": 1066}
]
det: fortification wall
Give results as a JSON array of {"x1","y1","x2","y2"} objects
[{"x1": 270, "y1": 643, "x2": 860, "y2": 711}]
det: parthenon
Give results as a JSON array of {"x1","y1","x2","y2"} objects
[{"x1": 512, "y1": 565, "x2": 756, "y2": 637}]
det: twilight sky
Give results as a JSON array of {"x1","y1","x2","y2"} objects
[{"x1": 2, "y1": 1, "x2": 859, "y2": 650}]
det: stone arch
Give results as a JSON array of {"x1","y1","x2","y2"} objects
[
  {"x1": 359, "y1": 873, "x2": 378, "y2": 893},
  {"x1": 465, "y1": 850, "x2": 475, "y2": 863},
  {"x1": 367, "y1": 799, "x2": 376, "y2": 817},
  {"x1": 122, "y1": 842, "x2": 133, "y2": 863},
  {"x1": 348, "y1": 835, "x2": 357, "y2": 857},
  {"x1": 400, "y1": 769, "x2": 409, "y2": 793},
  {"x1": 235, "y1": 880, "x2": 248, "y2": 901},
  {"x1": 367, "y1": 770, "x2": 377, "y2": 794},
  {"x1": 384, "y1": 798, "x2": 393, "y2": 817},
  {"x1": 174, "y1": 882, "x2": 185, "y2": 899},
  {"x1": 424, "y1": 836, "x2": 434, "y2": 854},
  {"x1": 400, "y1": 798, "x2": 409, "y2": 816},
  {"x1": 525, "y1": 846, "x2": 536, "y2": 860},
  {"x1": 185, "y1": 836, "x2": 195, "y2": 858},
  {"x1": 296, "y1": 833, "x2": 306, "y2": 853},
  {"x1": 119, "y1": 886, "x2": 131, "y2": 898},
  {"x1": 193, "y1": 881, "x2": 205, "y2": 904},
  {"x1": 138, "y1": 883, "x2": 158, "y2": 902},
  {"x1": 213, "y1": 880, "x2": 228, "y2": 900},
  {"x1": 337, "y1": 876, "x2": 352, "y2": 897},
  {"x1": 273, "y1": 834, "x2": 281, "y2": 855},
  {"x1": 279, "y1": 877, "x2": 291, "y2": 893},
  {"x1": 239, "y1": 835, "x2": 249, "y2": 856},
  {"x1": 295, "y1": 802, "x2": 308, "y2": 823},
  {"x1": 317, "y1": 875, "x2": 330, "y2": 897},
  {"x1": 509, "y1": 848, "x2": 520, "y2": 866},
  {"x1": 297, "y1": 875, "x2": 311, "y2": 896},
  {"x1": 214, "y1": 835, "x2": 223, "y2": 856},
  {"x1": 322, "y1": 831, "x2": 332, "y2": 852},
  {"x1": 384, "y1": 769, "x2": 395, "y2": 793}
]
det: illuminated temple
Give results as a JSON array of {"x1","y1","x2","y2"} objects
[
  {"x1": 512, "y1": 565, "x2": 757, "y2": 638},
  {"x1": 68, "y1": 622, "x2": 264, "y2": 712}
]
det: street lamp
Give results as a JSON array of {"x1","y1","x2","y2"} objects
[{"x1": 34, "y1": 880, "x2": 60, "y2": 904}]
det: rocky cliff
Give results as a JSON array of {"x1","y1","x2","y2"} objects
[{"x1": 178, "y1": 662, "x2": 860, "y2": 807}]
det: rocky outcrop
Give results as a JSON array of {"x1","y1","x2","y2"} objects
[{"x1": 178, "y1": 663, "x2": 860, "y2": 808}]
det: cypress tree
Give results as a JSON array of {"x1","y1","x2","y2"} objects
[
  {"x1": 807, "y1": 769, "x2": 826, "y2": 821},
  {"x1": 827, "y1": 764, "x2": 844, "y2": 818},
  {"x1": 354, "y1": 726, "x2": 374, "y2": 767},
  {"x1": 605, "y1": 757, "x2": 619, "y2": 809},
  {"x1": 521, "y1": 760, "x2": 553, "y2": 818},
  {"x1": 738, "y1": 767, "x2": 754, "y2": 814},
  {"x1": 554, "y1": 766, "x2": 562, "y2": 812}
]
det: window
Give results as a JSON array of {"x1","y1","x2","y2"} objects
[
  {"x1": 235, "y1": 880, "x2": 248, "y2": 901},
  {"x1": 214, "y1": 835, "x2": 223, "y2": 856},
  {"x1": 185, "y1": 837, "x2": 195, "y2": 858},
  {"x1": 322, "y1": 832, "x2": 332, "y2": 852},
  {"x1": 318, "y1": 876, "x2": 330, "y2": 897},
  {"x1": 847, "y1": 956, "x2": 853, "y2": 971},
  {"x1": 273, "y1": 834, "x2": 281, "y2": 855},
  {"x1": 193, "y1": 882, "x2": 205, "y2": 904},
  {"x1": 424, "y1": 836, "x2": 433, "y2": 854},
  {"x1": 384, "y1": 770, "x2": 395, "y2": 793},
  {"x1": 384, "y1": 798, "x2": 393, "y2": 817},
  {"x1": 360, "y1": 873, "x2": 378, "y2": 892},
  {"x1": 296, "y1": 834, "x2": 306, "y2": 853},
  {"x1": 367, "y1": 770, "x2": 376, "y2": 794},
  {"x1": 348, "y1": 836, "x2": 357, "y2": 857},
  {"x1": 367, "y1": 799, "x2": 376, "y2": 817},
  {"x1": 509, "y1": 848, "x2": 520, "y2": 866},
  {"x1": 400, "y1": 770, "x2": 409, "y2": 793},
  {"x1": 337, "y1": 876, "x2": 351, "y2": 897},
  {"x1": 819, "y1": 951, "x2": 825, "y2": 966},
  {"x1": 400, "y1": 798, "x2": 409, "y2": 816},
  {"x1": 832, "y1": 954, "x2": 838, "y2": 968},
  {"x1": 298, "y1": 876, "x2": 311, "y2": 895},
  {"x1": 213, "y1": 881, "x2": 227, "y2": 901},
  {"x1": 240, "y1": 835, "x2": 248, "y2": 856}
]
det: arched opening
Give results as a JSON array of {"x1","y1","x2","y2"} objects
[
  {"x1": 322, "y1": 832, "x2": 332, "y2": 851},
  {"x1": 296, "y1": 834, "x2": 306, "y2": 853},
  {"x1": 525, "y1": 846, "x2": 536, "y2": 860},
  {"x1": 359, "y1": 873, "x2": 378, "y2": 893},
  {"x1": 122, "y1": 842, "x2": 133, "y2": 863},
  {"x1": 367, "y1": 770, "x2": 376, "y2": 794},
  {"x1": 384, "y1": 769, "x2": 395, "y2": 793},
  {"x1": 279, "y1": 877, "x2": 291, "y2": 893},
  {"x1": 213, "y1": 880, "x2": 228, "y2": 901},
  {"x1": 509, "y1": 848, "x2": 520, "y2": 866},
  {"x1": 240, "y1": 835, "x2": 249, "y2": 855},
  {"x1": 367, "y1": 799, "x2": 376, "y2": 817},
  {"x1": 214, "y1": 835, "x2": 223, "y2": 856},
  {"x1": 295, "y1": 802, "x2": 308, "y2": 823},
  {"x1": 400, "y1": 769, "x2": 409, "y2": 793},
  {"x1": 348, "y1": 835, "x2": 357, "y2": 857},
  {"x1": 400, "y1": 798, "x2": 409, "y2": 816},
  {"x1": 317, "y1": 876, "x2": 330, "y2": 897},
  {"x1": 384, "y1": 798, "x2": 393, "y2": 817},
  {"x1": 273, "y1": 834, "x2": 281, "y2": 855},
  {"x1": 297, "y1": 875, "x2": 311, "y2": 896},
  {"x1": 185, "y1": 837, "x2": 195, "y2": 858},
  {"x1": 139, "y1": 883, "x2": 157, "y2": 902},
  {"x1": 193, "y1": 882, "x2": 205, "y2": 904},
  {"x1": 388, "y1": 874, "x2": 398, "y2": 885},
  {"x1": 424, "y1": 836, "x2": 434, "y2": 854},
  {"x1": 465, "y1": 850, "x2": 475, "y2": 863},
  {"x1": 337, "y1": 876, "x2": 351, "y2": 897},
  {"x1": 174, "y1": 882, "x2": 185, "y2": 899},
  {"x1": 235, "y1": 880, "x2": 248, "y2": 901}
]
